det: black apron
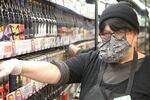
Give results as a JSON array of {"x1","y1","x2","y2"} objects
[{"x1": 83, "y1": 50, "x2": 138, "y2": 100}]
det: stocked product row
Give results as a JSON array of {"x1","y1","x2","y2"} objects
[
  {"x1": 3, "y1": 41, "x2": 94, "y2": 100},
  {"x1": 0, "y1": 35, "x2": 94, "y2": 59},
  {"x1": 46, "y1": 0, "x2": 95, "y2": 19},
  {"x1": 0, "y1": 0, "x2": 95, "y2": 59},
  {"x1": 6, "y1": 50, "x2": 66, "y2": 100},
  {"x1": 0, "y1": 0, "x2": 95, "y2": 100},
  {"x1": 0, "y1": 0, "x2": 94, "y2": 41}
]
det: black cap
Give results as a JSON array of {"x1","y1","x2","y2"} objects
[{"x1": 99, "y1": 2, "x2": 139, "y2": 32}]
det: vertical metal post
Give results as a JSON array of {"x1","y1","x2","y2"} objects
[
  {"x1": 144, "y1": 0, "x2": 148, "y2": 54},
  {"x1": 149, "y1": 18, "x2": 150, "y2": 54},
  {"x1": 95, "y1": 0, "x2": 98, "y2": 50}
]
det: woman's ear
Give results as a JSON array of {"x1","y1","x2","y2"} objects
[{"x1": 126, "y1": 31, "x2": 137, "y2": 48}]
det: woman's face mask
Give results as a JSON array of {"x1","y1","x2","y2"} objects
[{"x1": 98, "y1": 31, "x2": 131, "y2": 63}]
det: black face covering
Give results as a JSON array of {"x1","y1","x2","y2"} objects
[{"x1": 97, "y1": 35, "x2": 131, "y2": 63}]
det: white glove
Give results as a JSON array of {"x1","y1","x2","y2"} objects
[
  {"x1": 69, "y1": 44, "x2": 80, "y2": 56},
  {"x1": 0, "y1": 59, "x2": 22, "y2": 78}
]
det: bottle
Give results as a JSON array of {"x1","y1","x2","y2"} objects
[
  {"x1": 51, "y1": 6, "x2": 57, "y2": 36},
  {"x1": 33, "y1": 0, "x2": 39, "y2": 38},
  {"x1": 50, "y1": 6, "x2": 53, "y2": 36},
  {"x1": 11, "y1": 0, "x2": 20, "y2": 40},
  {"x1": 56, "y1": 9, "x2": 63, "y2": 36},
  {"x1": 0, "y1": 0, "x2": 4, "y2": 41},
  {"x1": 48, "y1": 6, "x2": 52, "y2": 36},
  {"x1": 26, "y1": 0, "x2": 33, "y2": 38},
  {"x1": 31, "y1": 0, "x2": 36, "y2": 38},
  {"x1": 37, "y1": 2, "x2": 42, "y2": 37},
  {"x1": 19, "y1": 0, "x2": 26, "y2": 40},
  {"x1": 23, "y1": 8, "x2": 29, "y2": 39},
  {"x1": 42, "y1": 3, "x2": 47, "y2": 37},
  {"x1": 55, "y1": 9, "x2": 59, "y2": 36},
  {"x1": 8, "y1": 0, "x2": 15, "y2": 24},
  {"x1": 8, "y1": 0, "x2": 17, "y2": 40},
  {"x1": 2, "y1": 0, "x2": 11, "y2": 41},
  {"x1": 46, "y1": 5, "x2": 50, "y2": 36},
  {"x1": 40, "y1": 3, "x2": 46, "y2": 37},
  {"x1": 53, "y1": 8, "x2": 57, "y2": 36},
  {"x1": 62, "y1": 13, "x2": 67, "y2": 35},
  {"x1": 14, "y1": 0, "x2": 20, "y2": 24}
]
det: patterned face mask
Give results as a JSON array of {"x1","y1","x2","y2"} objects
[{"x1": 97, "y1": 35, "x2": 131, "y2": 63}]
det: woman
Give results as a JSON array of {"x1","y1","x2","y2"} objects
[{"x1": 0, "y1": 2, "x2": 150, "y2": 100}]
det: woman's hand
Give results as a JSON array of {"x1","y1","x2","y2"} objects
[
  {"x1": 69, "y1": 44, "x2": 80, "y2": 56},
  {"x1": 0, "y1": 59, "x2": 22, "y2": 78},
  {"x1": 0, "y1": 59, "x2": 61, "y2": 84}
]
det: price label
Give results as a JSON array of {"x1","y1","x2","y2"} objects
[{"x1": 4, "y1": 41, "x2": 13, "y2": 58}]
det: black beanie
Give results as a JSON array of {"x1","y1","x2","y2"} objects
[{"x1": 99, "y1": 2, "x2": 139, "y2": 32}]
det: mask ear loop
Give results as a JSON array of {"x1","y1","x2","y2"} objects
[
  {"x1": 125, "y1": 31, "x2": 137, "y2": 50},
  {"x1": 124, "y1": 30, "x2": 128, "y2": 41},
  {"x1": 131, "y1": 32, "x2": 138, "y2": 51},
  {"x1": 125, "y1": 47, "x2": 138, "y2": 94}
]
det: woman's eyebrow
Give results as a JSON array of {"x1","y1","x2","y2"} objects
[{"x1": 102, "y1": 30, "x2": 113, "y2": 33}]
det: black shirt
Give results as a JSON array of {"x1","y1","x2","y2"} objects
[{"x1": 61, "y1": 51, "x2": 150, "y2": 100}]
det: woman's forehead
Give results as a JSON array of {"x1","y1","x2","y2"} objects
[{"x1": 103, "y1": 25, "x2": 113, "y2": 32}]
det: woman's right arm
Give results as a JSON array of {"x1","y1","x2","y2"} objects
[
  {"x1": 0, "y1": 59, "x2": 61, "y2": 84},
  {"x1": 0, "y1": 51, "x2": 90, "y2": 84}
]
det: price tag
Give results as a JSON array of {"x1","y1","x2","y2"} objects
[{"x1": 4, "y1": 41, "x2": 13, "y2": 58}]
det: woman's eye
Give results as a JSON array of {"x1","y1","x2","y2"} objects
[
  {"x1": 103, "y1": 32, "x2": 110, "y2": 35},
  {"x1": 101, "y1": 33, "x2": 105, "y2": 35}
]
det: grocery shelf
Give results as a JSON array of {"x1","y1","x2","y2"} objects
[
  {"x1": 44, "y1": 0, "x2": 95, "y2": 19},
  {"x1": 5, "y1": 40, "x2": 94, "y2": 100},
  {"x1": 0, "y1": 37, "x2": 94, "y2": 60},
  {"x1": 0, "y1": 0, "x2": 95, "y2": 99}
]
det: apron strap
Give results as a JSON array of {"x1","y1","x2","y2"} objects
[
  {"x1": 97, "y1": 60, "x2": 107, "y2": 85},
  {"x1": 125, "y1": 49, "x2": 138, "y2": 94},
  {"x1": 97, "y1": 49, "x2": 138, "y2": 95}
]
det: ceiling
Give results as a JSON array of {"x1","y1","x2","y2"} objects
[
  {"x1": 145, "y1": 0, "x2": 150, "y2": 7},
  {"x1": 140, "y1": 0, "x2": 150, "y2": 7}
]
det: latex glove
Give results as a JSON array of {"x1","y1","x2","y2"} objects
[
  {"x1": 69, "y1": 44, "x2": 80, "y2": 56},
  {"x1": 0, "y1": 59, "x2": 22, "y2": 78}
]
